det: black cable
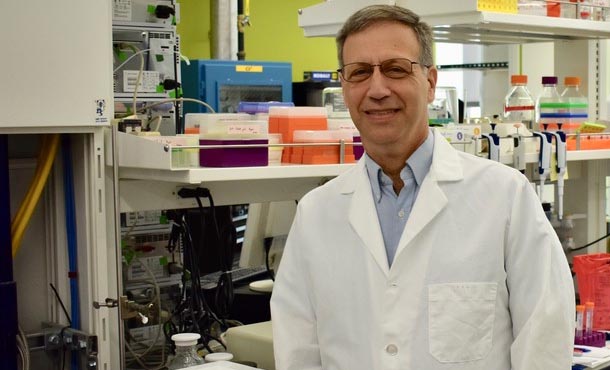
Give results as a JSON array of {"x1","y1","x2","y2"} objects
[
  {"x1": 214, "y1": 225, "x2": 236, "y2": 322},
  {"x1": 49, "y1": 283, "x2": 72, "y2": 326},
  {"x1": 569, "y1": 232, "x2": 610, "y2": 252},
  {"x1": 194, "y1": 193, "x2": 235, "y2": 328},
  {"x1": 59, "y1": 325, "x2": 70, "y2": 370},
  {"x1": 166, "y1": 208, "x2": 228, "y2": 353},
  {"x1": 181, "y1": 218, "x2": 204, "y2": 334}
]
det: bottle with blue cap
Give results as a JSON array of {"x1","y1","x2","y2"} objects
[{"x1": 167, "y1": 333, "x2": 205, "y2": 369}]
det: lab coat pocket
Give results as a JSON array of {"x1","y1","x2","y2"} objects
[{"x1": 428, "y1": 282, "x2": 497, "y2": 363}]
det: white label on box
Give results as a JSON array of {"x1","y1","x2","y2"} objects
[
  {"x1": 227, "y1": 125, "x2": 262, "y2": 135},
  {"x1": 438, "y1": 125, "x2": 481, "y2": 143},
  {"x1": 113, "y1": 0, "x2": 132, "y2": 21},
  {"x1": 123, "y1": 70, "x2": 160, "y2": 93}
]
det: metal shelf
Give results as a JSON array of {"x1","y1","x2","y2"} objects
[
  {"x1": 567, "y1": 149, "x2": 610, "y2": 161},
  {"x1": 117, "y1": 164, "x2": 354, "y2": 212},
  {"x1": 298, "y1": 0, "x2": 610, "y2": 44},
  {"x1": 119, "y1": 163, "x2": 354, "y2": 184},
  {"x1": 437, "y1": 62, "x2": 508, "y2": 70}
]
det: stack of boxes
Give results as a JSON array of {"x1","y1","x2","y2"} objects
[{"x1": 180, "y1": 98, "x2": 361, "y2": 168}]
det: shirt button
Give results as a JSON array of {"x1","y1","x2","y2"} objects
[
  {"x1": 398, "y1": 210, "x2": 405, "y2": 218},
  {"x1": 385, "y1": 344, "x2": 398, "y2": 355}
]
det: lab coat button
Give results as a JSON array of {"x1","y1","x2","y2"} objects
[
  {"x1": 385, "y1": 344, "x2": 398, "y2": 355},
  {"x1": 398, "y1": 210, "x2": 405, "y2": 218}
]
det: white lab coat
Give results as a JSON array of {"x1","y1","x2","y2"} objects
[{"x1": 270, "y1": 129, "x2": 575, "y2": 370}]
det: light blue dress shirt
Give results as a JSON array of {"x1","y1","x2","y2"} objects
[{"x1": 364, "y1": 129, "x2": 434, "y2": 266}]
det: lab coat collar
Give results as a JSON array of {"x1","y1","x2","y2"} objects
[{"x1": 343, "y1": 128, "x2": 463, "y2": 275}]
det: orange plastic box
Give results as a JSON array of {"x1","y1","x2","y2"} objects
[
  {"x1": 567, "y1": 135, "x2": 610, "y2": 150},
  {"x1": 269, "y1": 107, "x2": 328, "y2": 163},
  {"x1": 291, "y1": 130, "x2": 355, "y2": 164}
]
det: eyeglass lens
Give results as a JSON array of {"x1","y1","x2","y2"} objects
[{"x1": 340, "y1": 58, "x2": 417, "y2": 82}]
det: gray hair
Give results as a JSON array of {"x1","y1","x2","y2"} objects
[{"x1": 336, "y1": 5, "x2": 434, "y2": 68}]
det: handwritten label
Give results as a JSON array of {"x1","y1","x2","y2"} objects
[{"x1": 227, "y1": 125, "x2": 262, "y2": 135}]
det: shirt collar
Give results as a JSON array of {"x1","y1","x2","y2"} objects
[{"x1": 365, "y1": 128, "x2": 435, "y2": 202}]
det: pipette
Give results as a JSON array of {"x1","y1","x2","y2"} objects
[
  {"x1": 481, "y1": 123, "x2": 500, "y2": 162},
  {"x1": 511, "y1": 124, "x2": 526, "y2": 173},
  {"x1": 532, "y1": 129, "x2": 553, "y2": 201},
  {"x1": 551, "y1": 124, "x2": 567, "y2": 220}
]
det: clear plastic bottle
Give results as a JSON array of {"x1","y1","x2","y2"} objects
[
  {"x1": 536, "y1": 76, "x2": 564, "y2": 131},
  {"x1": 503, "y1": 74, "x2": 535, "y2": 128},
  {"x1": 560, "y1": 76, "x2": 588, "y2": 133},
  {"x1": 561, "y1": 0, "x2": 578, "y2": 18},
  {"x1": 577, "y1": 0, "x2": 593, "y2": 19},
  {"x1": 167, "y1": 333, "x2": 205, "y2": 369}
]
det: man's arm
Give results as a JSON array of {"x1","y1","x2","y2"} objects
[{"x1": 506, "y1": 177, "x2": 575, "y2": 369}]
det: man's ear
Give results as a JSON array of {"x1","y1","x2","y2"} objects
[{"x1": 427, "y1": 67, "x2": 438, "y2": 104}]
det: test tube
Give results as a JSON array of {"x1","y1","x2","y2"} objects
[
  {"x1": 576, "y1": 305, "x2": 585, "y2": 340},
  {"x1": 585, "y1": 302, "x2": 595, "y2": 336}
]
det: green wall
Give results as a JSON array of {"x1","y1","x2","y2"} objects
[{"x1": 177, "y1": 0, "x2": 337, "y2": 82}]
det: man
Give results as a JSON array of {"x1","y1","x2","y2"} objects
[{"x1": 270, "y1": 4, "x2": 575, "y2": 370}]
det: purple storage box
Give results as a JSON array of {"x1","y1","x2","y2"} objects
[
  {"x1": 237, "y1": 101, "x2": 295, "y2": 114},
  {"x1": 199, "y1": 139, "x2": 268, "y2": 167},
  {"x1": 354, "y1": 136, "x2": 364, "y2": 160}
]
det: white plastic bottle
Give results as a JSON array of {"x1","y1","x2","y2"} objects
[
  {"x1": 536, "y1": 76, "x2": 564, "y2": 131},
  {"x1": 503, "y1": 74, "x2": 535, "y2": 128},
  {"x1": 167, "y1": 333, "x2": 205, "y2": 369},
  {"x1": 560, "y1": 76, "x2": 588, "y2": 133}
]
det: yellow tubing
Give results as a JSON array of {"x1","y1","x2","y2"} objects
[
  {"x1": 11, "y1": 135, "x2": 50, "y2": 235},
  {"x1": 11, "y1": 134, "x2": 60, "y2": 257}
]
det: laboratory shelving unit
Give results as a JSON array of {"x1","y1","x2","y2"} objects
[{"x1": 1, "y1": 1, "x2": 118, "y2": 370}]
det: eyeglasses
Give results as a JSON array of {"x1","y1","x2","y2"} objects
[{"x1": 338, "y1": 58, "x2": 422, "y2": 83}]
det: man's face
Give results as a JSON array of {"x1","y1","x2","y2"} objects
[{"x1": 340, "y1": 21, "x2": 437, "y2": 156}]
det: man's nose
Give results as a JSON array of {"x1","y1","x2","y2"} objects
[{"x1": 366, "y1": 67, "x2": 391, "y2": 99}]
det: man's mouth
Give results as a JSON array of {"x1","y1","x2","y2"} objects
[{"x1": 365, "y1": 109, "x2": 399, "y2": 116}]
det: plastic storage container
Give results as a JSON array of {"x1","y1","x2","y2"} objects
[
  {"x1": 167, "y1": 333, "x2": 205, "y2": 369},
  {"x1": 560, "y1": 76, "x2": 588, "y2": 133},
  {"x1": 268, "y1": 106, "x2": 328, "y2": 163},
  {"x1": 187, "y1": 113, "x2": 269, "y2": 167},
  {"x1": 268, "y1": 133, "x2": 283, "y2": 165},
  {"x1": 327, "y1": 118, "x2": 363, "y2": 160},
  {"x1": 291, "y1": 130, "x2": 355, "y2": 164},
  {"x1": 503, "y1": 75, "x2": 535, "y2": 128},
  {"x1": 185, "y1": 113, "x2": 251, "y2": 135},
  {"x1": 237, "y1": 101, "x2": 294, "y2": 114},
  {"x1": 322, "y1": 87, "x2": 350, "y2": 118},
  {"x1": 536, "y1": 76, "x2": 565, "y2": 131}
]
